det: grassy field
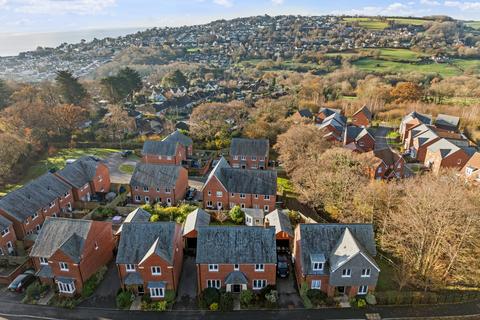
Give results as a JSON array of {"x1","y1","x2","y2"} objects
[
  {"x1": 352, "y1": 58, "x2": 463, "y2": 77},
  {"x1": 343, "y1": 17, "x2": 429, "y2": 30},
  {"x1": 386, "y1": 17, "x2": 429, "y2": 26},
  {"x1": 376, "y1": 258, "x2": 398, "y2": 292},
  {"x1": 277, "y1": 177, "x2": 295, "y2": 195},
  {"x1": 376, "y1": 48, "x2": 426, "y2": 61},
  {"x1": 466, "y1": 21, "x2": 480, "y2": 29},
  {"x1": 0, "y1": 148, "x2": 119, "y2": 196},
  {"x1": 119, "y1": 164, "x2": 135, "y2": 174}
]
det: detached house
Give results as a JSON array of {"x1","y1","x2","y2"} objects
[
  {"x1": 55, "y1": 156, "x2": 110, "y2": 202},
  {"x1": 30, "y1": 218, "x2": 115, "y2": 296},
  {"x1": 343, "y1": 126, "x2": 375, "y2": 153},
  {"x1": 130, "y1": 163, "x2": 188, "y2": 206},
  {"x1": 116, "y1": 222, "x2": 184, "y2": 299},
  {"x1": 317, "y1": 113, "x2": 347, "y2": 142},
  {"x1": 462, "y1": 152, "x2": 480, "y2": 183},
  {"x1": 0, "y1": 216, "x2": 17, "y2": 256},
  {"x1": 316, "y1": 108, "x2": 342, "y2": 124},
  {"x1": 202, "y1": 157, "x2": 277, "y2": 212},
  {"x1": 424, "y1": 139, "x2": 473, "y2": 175},
  {"x1": 399, "y1": 111, "x2": 432, "y2": 142},
  {"x1": 294, "y1": 224, "x2": 379, "y2": 297},
  {"x1": 142, "y1": 140, "x2": 185, "y2": 166},
  {"x1": 229, "y1": 138, "x2": 269, "y2": 170},
  {"x1": 0, "y1": 173, "x2": 73, "y2": 240},
  {"x1": 367, "y1": 148, "x2": 405, "y2": 180},
  {"x1": 196, "y1": 226, "x2": 276, "y2": 294},
  {"x1": 434, "y1": 114, "x2": 460, "y2": 132},
  {"x1": 351, "y1": 106, "x2": 372, "y2": 128},
  {"x1": 162, "y1": 130, "x2": 193, "y2": 157}
]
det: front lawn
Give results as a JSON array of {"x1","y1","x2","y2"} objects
[{"x1": 119, "y1": 164, "x2": 136, "y2": 174}]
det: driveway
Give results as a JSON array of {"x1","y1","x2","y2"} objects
[
  {"x1": 0, "y1": 284, "x2": 25, "y2": 303},
  {"x1": 174, "y1": 256, "x2": 198, "y2": 310},
  {"x1": 277, "y1": 265, "x2": 303, "y2": 309},
  {"x1": 103, "y1": 152, "x2": 139, "y2": 185},
  {"x1": 373, "y1": 126, "x2": 393, "y2": 151},
  {"x1": 78, "y1": 262, "x2": 120, "y2": 309}
]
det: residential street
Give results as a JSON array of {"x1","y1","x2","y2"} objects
[
  {"x1": 373, "y1": 126, "x2": 393, "y2": 151},
  {"x1": 0, "y1": 297, "x2": 479, "y2": 320}
]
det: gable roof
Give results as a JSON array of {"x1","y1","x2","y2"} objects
[
  {"x1": 402, "y1": 111, "x2": 432, "y2": 126},
  {"x1": 116, "y1": 208, "x2": 151, "y2": 235},
  {"x1": 298, "y1": 224, "x2": 376, "y2": 275},
  {"x1": 196, "y1": 226, "x2": 276, "y2": 264},
  {"x1": 0, "y1": 173, "x2": 71, "y2": 222},
  {"x1": 30, "y1": 218, "x2": 93, "y2": 263},
  {"x1": 374, "y1": 148, "x2": 403, "y2": 166},
  {"x1": 344, "y1": 126, "x2": 373, "y2": 142},
  {"x1": 116, "y1": 222, "x2": 177, "y2": 265},
  {"x1": 427, "y1": 138, "x2": 461, "y2": 159},
  {"x1": 318, "y1": 113, "x2": 347, "y2": 132},
  {"x1": 56, "y1": 156, "x2": 102, "y2": 189},
  {"x1": 352, "y1": 105, "x2": 372, "y2": 121},
  {"x1": 0, "y1": 215, "x2": 12, "y2": 230},
  {"x1": 265, "y1": 209, "x2": 293, "y2": 238},
  {"x1": 435, "y1": 114, "x2": 460, "y2": 130},
  {"x1": 130, "y1": 163, "x2": 183, "y2": 188},
  {"x1": 162, "y1": 130, "x2": 193, "y2": 147},
  {"x1": 230, "y1": 138, "x2": 269, "y2": 157},
  {"x1": 318, "y1": 108, "x2": 341, "y2": 118},
  {"x1": 142, "y1": 140, "x2": 178, "y2": 157},
  {"x1": 183, "y1": 208, "x2": 211, "y2": 236}
]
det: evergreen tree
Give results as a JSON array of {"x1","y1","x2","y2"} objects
[
  {"x1": 0, "y1": 79, "x2": 11, "y2": 109},
  {"x1": 55, "y1": 70, "x2": 87, "y2": 105}
]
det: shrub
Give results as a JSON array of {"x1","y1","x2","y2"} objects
[
  {"x1": 164, "y1": 290, "x2": 176, "y2": 307},
  {"x1": 307, "y1": 289, "x2": 327, "y2": 305},
  {"x1": 209, "y1": 302, "x2": 219, "y2": 311},
  {"x1": 240, "y1": 289, "x2": 254, "y2": 307},
  {"x1": 229, "y1": 206, "x2": 244, "y2": 224},
  {"x1": 365, "y1": 293, "x2": 377, "y2": 305},
  {"x1": 116, "y1": 290, "x2": 134, "y2": 309},
  {"x1": 201, "y1": 288, "x2": 220, "y2": 307},
  {"x1": 25, "y1": 282, "x2": 41, "y2": 299},
  {"x1": 265, "y1": 290, "x2": 278, "y2": 307},
  {"x1": 351, "y1": 297, "x2": 367, "y2": 308},
  {"x1": 91, "y1": 207, "x2": 116, "y2": 221},
  {"x1": 81, "y1": 266, "x2": 107, "y2": 298},
  {"x1": 219, "y1": 292, "x2": 234, "y2": 311},
  {"x1": 299, "y1": 282, "x2": 313, "y2": 309}
]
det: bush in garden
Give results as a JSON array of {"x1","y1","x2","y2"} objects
[
  {"x1": 240, "y1": 289, "x2": 254, "y2": 307},
  {"x1": 307, "y1": 289, "x2": 327, "y2": 305},
  {"x1": 201, "y1": 288, "x2": 220, "y2": 307},
  {"x1": 265, "y1": 290, "x2": 278, "y2": 306},
  {"x1": 219, "y1": 292, "x2": 234, "y2": 311},
  {"x1": 365, "y1": 293, "x2": 377, "y2": 305},
  {"x1": 209, "y1": 302, "x2": 219, "y2": 311},
  {"x1": 116, "y1": 290, "x2": 134, "y2": 309},
  {"x1": 229, "y1": 206, "x2": 244, "y2": 224}
]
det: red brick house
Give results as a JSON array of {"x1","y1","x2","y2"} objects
[
  {"x1": 292, "y1": 109, "x2": 314, "y2": 123},
  {"x1": 316, "y1": 108, "x2": 342, "y2": 124},
  {"x1": 55, "y1": 156, "x2": 111, "y2": 202},
  {"x1": 0, "y1": 173, "x2": 73, "y2": 240},
  {"x1": 30, "y1": 218, "x2": 115, "y2": 296},
  {"x1": 142, "y1": 140, "x2": 186, "y2": 165},
  {"x1": 424, "y1": 139, "x2": 474, "y2": 175},
  {"x1": 462, "y1": 152, "x2": 480, "y2": 183},
  {"x1": 0, "y1": 216, "x2": 17, "y2": 256},
  {"x1": 130, "y1": 163, "x2": 188, "y2": 206},
  {"x1": 162, "y1": 130, "x2": 193, "y2": 157},
  {"x1": 342, "y1": 126, "x2": 375, "y2": 153},
  {"x1": 366, "y1": 148, "x2": 406, "y2": 180},
  {"x1": 229, "y1": 138, "x2": 269, "y2": 170},
  {"x1": 293, "y1": 224, "x2": 379, "y2": 297},
  {"x1": 183, "y1": 208, "x2": 211, "y2": 251},
  {"x1": 202, "y1": 157, "x2": 277, "y2": 212},
  {"x1": 317, "y1": 112, "x2": 347, "y2": 142},
  {"x1": 196, "y1": 226, "x2": 276, "y2": 294},
  {"x1": 116, "y1": 222, "x2": 184, "y2": 299},
  {"x1": 399, "y1": 111, "x2": 432, "y2": 142},
  {"x1": 351, "y1": 105, "x2": 372, "y2": 128}
]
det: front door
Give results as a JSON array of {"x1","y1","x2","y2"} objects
[
  {"x1": 217, "y1": 202, "x2": 223, "y2": 210},
  {"x1": 232, "y1": 284, "x2": 241, "y2": 293},
  {"x1": 138, "y1": 285, "x2": 144, "y2": 296},
  {"x1": 337, "y1": 286, "x2": 345, "y2": 294}
]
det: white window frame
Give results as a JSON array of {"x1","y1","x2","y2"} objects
[
  {"x1": 252, "y1": 156, "x2": 257, "y2": 161},
  {"x1": 151, "y1": 266, "x2": 162, "y2": 276},
  {"x1": 342, "y1": 268, "x2": 351, "y2": 278},
  {"x1": 126, "y1": 264, "x2": 136, "y2": 272},
  {"x1": 252, "y1": 279, "x2": 267, "y2": 289},
  {"x1": 361, "y1": 268, "x2": 371, "y2": 277},
  {"x1": 358, "y1": 285, "x2": 368, "y2": 295},
  {"x1": 150, "y1": 287, "x2": 164, "y2": 298},
  {"x1": 240, "y1": 193, "x2": 246, "y2": 199},
  {"x1": 143, "y1": 186, "x2": 149, "y2": 192},
  {"x1": 165, "y1": 188, "x2": 171, "y2": 194},
  {"x1": 134, "y1": 195, "x2": 141, "y2": 202},
  {"x1": 156, "y1": 187, "x2": 160, "y2": 192},
  {"x1": 208, "y1": 264, "x2": 219, "y2": 272},
  {"x1": 1, "y1": 227, "x2": 9, "y2": 237},
  {"x1": 49, "y1": 201, "x2": 55, "y2": 208},
  {"x1": 233, "y1": 155, "x2": 238, "y2": 160},
  {"x1": 264, "y1": 195, "x2": 270, "y2": 200},
  {"x1": 57, "y1": 281, "x2": 75, "y2": 294},
  {"x1": 312, "y1": 262, "x2": 324, "y2": 271},
  {"x1": 311, "y1": 280, "x2": 321, "y2": 289},
  {"x1": 263, "y1": 205, "x2": 269, "y2": 212},
  {"x1": 39, "y1": 257, "x2": 49, "y2": 266},
  {"x1": 207, "y1": 279, "x2": 221, "y2": 289},
  {"x1": 255, "y1": 264, "x2": 264, "y2": 272},
  {"x1": 216, "y1": 191, "x2": 223, "y2": 197},
  {"x1": 234, "y1": 264, "x2": 239, "y2": 271},
  {"x1": 167, "y1": 156, "x2": 172, "y2": 161},
  {"x1": 241, "y1": 155, "x2": 246, "y2": 161},
  {"x1": 254, "y1": 194, "x2": 258, "y2": 199},
  {"x1": 145, "y1": 196, "x2": 150, "y2": 203},
  {"x1": 32, "y1": 212, "x2": 38, "y2": 220},
  {"x1": 59, "y1": 262, "x2": 69, "y2": 271}
]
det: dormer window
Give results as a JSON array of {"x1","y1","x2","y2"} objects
[
  {"x1": 313, "y1": 262, "x2": 324, "y2": 271},
  {"x1": 39, "y1": 257, "x2": 48, "y2": 265},
  {"x1": 310, "y1": 253, "x2": 326, "y2": 272}
]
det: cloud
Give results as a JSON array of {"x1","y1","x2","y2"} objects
[
  {"x1": 444, "y1": 1, "x2": 480, "y2": 10},
  {"x1": 271, "y1": 0, "x2": 284, "y2": 4},
  {"x1": 213, "y1": 0, "x2": 233, "y2": 7},
  {"x1": 420, "y1": 0, "x2": 441, "y2": 5},
  {"x1": 13, "y1": 0, "x2": 116, "y2": 15}
]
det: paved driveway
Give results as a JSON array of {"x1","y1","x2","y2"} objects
[
  {"x1": 174, "y1": 256, "x2": 198, "y2": 310},
  {"x1": 78, "y1": 262, "x2": 120, "y2": 309},
  {"x1": 0, "y1": 284, "x2": 25, "y2": 303},
  {"x1": 103, "y1": 153, "x2": 139, "y2": 185},
  {"x1": 373, "y1": 126, "x2": 393, "y2": 151},
  {"x1": 277, "y1": 265, "x2": 303, "y2": 309}
]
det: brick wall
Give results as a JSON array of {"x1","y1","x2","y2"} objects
[
  {"x1": 142, "y1": 146, "x2": 186, "y2": 166},
  {"x1": 0, "y1": 224, "x2": 17, "y2": 255}
]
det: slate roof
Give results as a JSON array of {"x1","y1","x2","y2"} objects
[
  {"x1": 204, "y1": 157, "x2": 276, "y2": 195},
  {"x1": 162, "y1": 130, "x2": 193, "y2": 147},
  {"x1": 0, "y1": 215, "x2": 12, "y2": 230},
  {"x1": 225, "y1": 271, "x2": 248, "y2": 284},
  {"x1": 297, "y1": 109, "x2": 313, "y2": 118},
  {"x1": 196, "y1": 226, "x2": 276, "y2": 264},
  {"x1": 243, "y1": 208, "x2": 264, "y2": 220},
  {"x1": 0, "y1": 173, "x2": 71, "y2": 222},
  {"x1": 374, "y1": 148, "x2": 403, "y2": 166},
  {"x1": 142, "y1": 140, "x2": 178, "y2": 157},
  {"x1": 130, "y1": 163, "x2": 183, "y2": 188},
  {"x1": 230, "y1": 138, "x2": 269, "y2": 157},
  {"x1": 116, "y1": 222, "x2": 177, "y2": 265},
  {"x1": 402, "y1": 111, "x2": 433, "y2": 126},
  {"x1": 116, "y1": 208, "x2": 151, "y2": 235},
  {"x1": 36, "y1": 265, "x2": 53, "y2": 278},
  {"x1": 30, "y1": 218, "x2": 92, "y2": 263},
  {"x1": 318, "y1": 108, "x2": 341, "y2": 118},
  {"x1": 352, "y1": 105, "x2": 372, "y2": 121},
  {"x1": 183, "y1": 208, "x2": 211, "y2": 236},
  {"x1": 427, "y1": 138, "x2": 461, "y2": 159},
  {"x1": 413, "y1": 128, "x2": 439, "y2": 147},
  {"x1": 435, "y1": 114, "x2": 460, "y2": 130},
  {"x1": 344, "y1": 126, "x2": 373, "y2": 142},
  {"x1": 56, "y1": 156, "x2": 102, "y2": 189},
  {"x1": 318, "y1": 113, "x2": 346, "y2": 132},
  {"x1": 298, "y1": 224, "x2": 377, "y2": 276},
  {"x1": 265, "y1": 209, "x2": 293, "y2": 238},
  {"x1": 124, "y1": 272, "x2": 143, "y2": 285}
]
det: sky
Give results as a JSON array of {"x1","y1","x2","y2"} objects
[{"x1": 1, "y1": 0, "x2": 480, "y2": 35}]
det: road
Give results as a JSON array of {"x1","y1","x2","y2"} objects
[
  {"x1": 0, "y1": 298, "x2": 479, "y2": 320},
  {"x1": 373, "y1": 126, "x2": 393, "y2": 151}
]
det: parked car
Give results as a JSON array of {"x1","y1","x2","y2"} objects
[
  {"x1": 277, "y1": 255, "x2": 289, "y2": 278},
  {"x1": 121, "y1": 150, "x2": 133, "y2": 158},
  {"x1": 8, "y1": 269, "x2": 36, "y2": 292},
  {"x1": 186, "y1": 187, "x2": 197, "y2": 200}
]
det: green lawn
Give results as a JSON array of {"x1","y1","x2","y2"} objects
[
  {"x1": 343, "y1": 17, "x2": 389, "y2": 30},
  {"x1": 387, "y1": 17, "x2": 429, "y2": 26},
  {"x1": 376, "y1": 258, "x2": 398, "y2": 292},
  {"x1": 119, "y1": 164, "x2": 135, "y2": 174},
  {"x1": 377, "y1": 48, "x2": 426, "y2": 62},
  {"x1": 277, "y1": 177, "x2": 295, "y2": 195},
  {"x1": 466, "y1": 21, "x2": 480, "y2": 29},
  {"x1": 352, "y1": 58, "x2": 463, "y2": 77},
  {"x1": 0, "y1": 148, "x2": 119, "y2": 196}
]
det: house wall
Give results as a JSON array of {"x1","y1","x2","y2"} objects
[
  {"x1": 329, "y1": 254, "x2": 379, "y2": 288},
  {"x1": 425, "y1": 149, "x2": 471, "y2": 175},
  {"x1": 352, "y1": 113, "x2": 370, "y2": 127},
  {"x1": 91, "y1": 164, "x2": 111, "y2": 194},
  {"x1": 202, "y1": 176, "x2": 229, "y2": 209},
  {"x1": 412, "y1": 138, "x2": 440, "y2": 162},
  {"x1": 142, "y1": 146, "x2": 185, "y2": 166},
  {"x1": 0, "y1": 224, "x2": 17, "y2": 255},
  {"x1": 196, "y1": 263, "x2": 276, "y2": 294},
  {"x1": 229, "y1": 155, "x2": 269, "y2": 170}
]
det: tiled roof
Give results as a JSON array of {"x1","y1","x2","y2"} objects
[
  {"x1": 162, "y1": 130, "x2": 193, "y2": 147},
  {"x1": 142, "y1": 140, "x2": 178, "y2": 157},
  {"x1": 230, "y1": 138, "x2": 269, "y2": 157},
  {"x1": 183, "y1": 208, "x2": 210, "y2": 236},
  {"x1": 265, "y1": 209, "x2": 293, "y2": 238},
  {"x1": 130, "y1": 163, "x2": 183, "y2": 188},
  {"x1": 56, "y1": 156, "x2": 101, "y2": 189}
]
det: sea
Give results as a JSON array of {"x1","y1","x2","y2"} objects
[{"x1": 0, "y1": 27, "x2": 145, "y2": 57}]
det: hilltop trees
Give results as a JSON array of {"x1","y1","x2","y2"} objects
[
  {"x1": 55, "y1": 70, "x2": 88, "y2": 106},
  {"x1": 390, "y1": 82, "x2": 423, "y2": 102},
  {"x1": 161, "y1": 69, "x2": 188, "y2": 88},
  {"x1": 0, "y1": 79, "x2": 11, "y2": 109},
  {"x1": 101, "y1": 67, "x2": 142, "y2": 103}
]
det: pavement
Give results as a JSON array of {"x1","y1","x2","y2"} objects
[
  {"x1": 277, "y1": 265, "x2": 303, "y2": 309},
  {"x1": 174, "y1": 256, "x2": 198, "y2": 310},
  {"x1": 0, "y1": 298, "x2": 479, "y2": 320},
  {"x1": 373, "y1": 126, "x2": 393, "y2": 151},
  {"x1": 103, "y1": 152, "x2": 139, "y2": 185}
]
